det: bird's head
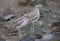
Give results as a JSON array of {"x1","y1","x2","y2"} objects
[{"x1": 35, "y1": 4, "x2": 43, "y2": 8}]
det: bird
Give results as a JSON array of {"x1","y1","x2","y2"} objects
[{"x1": 9, "y1": 4, "x2": 43, "y2": 35}]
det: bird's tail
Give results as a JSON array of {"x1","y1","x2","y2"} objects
[{"x1": 9, "y1": 23, "x2": 18, "y2": 33}]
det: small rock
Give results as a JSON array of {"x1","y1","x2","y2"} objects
[
  {"x1": 2, "y1": 14, "x2": 14, "y2": 21},
  {"x1": 35, "y1": 39, "x2": 40, "y2": 41},
  {"x1": 0, "y1": 37, "x2": 6, "y2": 41},
  {"x1": 42, "y1": 34, "x2": 54, "y2": 41},
  {"x1": 20, "y1": 34, "x2": 35, "y2": 41}
]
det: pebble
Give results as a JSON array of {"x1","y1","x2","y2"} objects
[
  {"x1": 2, "y1": 14, "x2": 14, "y2": 21},
  {"x1": 0, "y1": 37, "x2": 6, "y2": 41},
  {"x1": 41, "y1": 34, "x2": 53, "y2": 41}
]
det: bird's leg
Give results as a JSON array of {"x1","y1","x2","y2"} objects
[
  {"x1": 31, "y1": 23, "x2": 35, "y2": 32},
  {"x1": 18, "y1": 27, "x2": 22, "y2": 40},
  {"x1": 31, "y1": 25, "x2": 33, "y2": 32}
]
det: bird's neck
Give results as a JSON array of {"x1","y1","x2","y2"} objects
[
  {"x1": 34, "y1": 7, "x2": 40, "y2": 13},
  {"x1": 34, "y1": 7, "x2": 40, "y2": 11}
]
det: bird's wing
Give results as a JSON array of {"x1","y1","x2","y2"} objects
[
  {"x1": 24, "y1": 9, "x2": 37, "y2": 16},
  {"x1": 10, "y1": 17, "x2": 29, "y2": 33},
  {"x1": 14, "y1": 16, "x2": 24, "y2": 22},
  {"x1": 16, "y1": 18, "x2": 29, "y2": 28},
  {"x1": 15, "y1": 10, "x2": 33, "y2": 22}
]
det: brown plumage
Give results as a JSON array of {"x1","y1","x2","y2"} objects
[{"x1": 9, "y1": 4, "x2": 43, "y2": 33}]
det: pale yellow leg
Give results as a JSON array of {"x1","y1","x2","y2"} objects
[
  {"x1": 31, "y1": 23, "x2": 35, "y2": 32},
  {"x1": 18, "y1": 27, "x2": 22, "y2": 40},
  {"x1": 32, "y1": 23, "x2": 35, "y2": 32}
]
